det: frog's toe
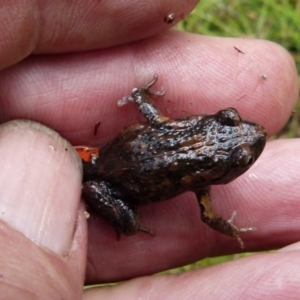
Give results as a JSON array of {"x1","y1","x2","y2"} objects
[
  {"x1": 227, "y1": 211, "x2": 256, "y2": 248},
  {"x1": 138, "y1": 226, "x2": 155, "y2": 236},
  {"x1": 227, "y1": 211, "x2": 256, "y2": 233}
]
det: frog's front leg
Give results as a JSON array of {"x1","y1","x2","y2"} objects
[
  {"x1": 118, "y1": 74, "x2": 168, "y2": 124},
  {"x1": 82, "y1": 181, "x2": 154, "y2": 238},
  {"x1": 196, "y1": 189, "x2": 255, "y2": 248}
]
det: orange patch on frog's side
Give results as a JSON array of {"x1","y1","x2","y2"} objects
[{"x1": 74, "y1": 146, "x2": 99, "y2": 162}]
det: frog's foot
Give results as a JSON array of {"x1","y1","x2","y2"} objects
[
  {"x1": 138, "y1": 226, "x2": 155, "y2": 236},
  {"x1": 118, "y1": 74, "x2": 165, "y2": 107},
  {"x1": 197, "y1": 190, "x2": 255, "y2": 249},
  {"x1": 118, "y1": 74, "x2": 168, "y2": 124},
  {"x1": 142, "y1": 74, "x2": 166, "y2": 97},
  {"x1": 82, "y1": 180, "x2": 154, "y2": 238},
  {"x1": 226, "y1": 211, "x2": 256, "y2": 249},
  {"x1": 116, "y1": 225, "x2": 154, "y2": 240}
]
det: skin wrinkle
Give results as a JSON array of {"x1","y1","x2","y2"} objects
[
  {"x1": 0, "y1": 1, "x2": 38, "y2": 67},
  {"x1": 0, "y1": 281, "x2": 39, "y2": 299},
  {"x1": 28, "y1": 0, "x2": 41, "y2": 54},
  {"x1": 31, "y1": 0, "x2": 198, "y2": 53}
]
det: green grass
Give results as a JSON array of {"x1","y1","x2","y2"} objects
[
  {"x1": 179, "y1": 0, "x2": 300, "y2": 56},
  {"x1": 159, "y1": 252, "x2": 256, "y2": 276}
]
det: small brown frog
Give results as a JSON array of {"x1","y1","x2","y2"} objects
[{"x1": 78, "y1": 74, "x2": 266, "y2": 248}]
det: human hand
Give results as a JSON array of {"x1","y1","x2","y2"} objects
[{"x1": 0, "y1": 1, "x2": 299, "y2": 299}]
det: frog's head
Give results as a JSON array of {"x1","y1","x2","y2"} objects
[{"x1": 212, "y1": 108, "x2": 267, "y2": 184}]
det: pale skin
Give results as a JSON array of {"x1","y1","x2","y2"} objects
[{"x1": 0, "y1": 0, "x2": 299, "y2": 299}]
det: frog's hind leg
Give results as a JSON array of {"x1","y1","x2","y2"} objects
[
  {"x1": 82, "y1": 180, "x2": 154, "y2": 238},
  {"x1": 196, "y1": 189, "x2": 255, "y2": 248}
]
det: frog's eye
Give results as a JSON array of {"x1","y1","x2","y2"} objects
[
  {"x1": 216, "y1": 108, "x2": 241, "y2": 126},
  {"x1": 231, "y1": 145, "x2": 255, "y2": 168}
]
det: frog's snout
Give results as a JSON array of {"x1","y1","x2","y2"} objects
[{"x1": 252, "y1": 127, "x2": 267, "y2": 157}]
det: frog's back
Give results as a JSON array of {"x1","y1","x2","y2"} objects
[{"x1": 94, "y1": 110, "x2": 265, "y2": 205}]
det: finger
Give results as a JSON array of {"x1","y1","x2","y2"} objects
[
  {"x1": 0, "y1": 33, "x2": 297, "y2": 144},
  {"x1": 84, "y1": 248, "x2": 300, "y2": 299},
  {"x1": 1, "y1": 32, "x2": 298, "y2": 282},
  {"x1": 0, "y1": 120, "x2": 86, "y2": 298},
  {"x1": 85, "y1": 138, "x2": 300, "y2": 283},
  {"x1": 0, "y1": 0, "x2": 197, "y2": 68}
]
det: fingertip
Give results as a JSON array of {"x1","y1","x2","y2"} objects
[{"x1": 0, "y1": 119, "x2": 84, "y2": 254}]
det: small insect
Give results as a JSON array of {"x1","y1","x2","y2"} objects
[{"x1": 164, "y1": 12, "x2": 175, "y2": 24}]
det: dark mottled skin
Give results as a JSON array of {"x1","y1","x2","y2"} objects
[{"x1": 81, "y1": 75, "x2": 266, "y2": 248}]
